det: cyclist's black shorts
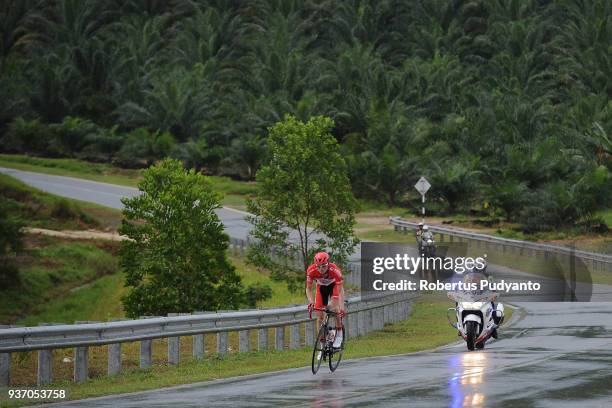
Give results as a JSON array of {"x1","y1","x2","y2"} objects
[{"x1": 318, "y1": 283, "x2": 335, "y2": 307}]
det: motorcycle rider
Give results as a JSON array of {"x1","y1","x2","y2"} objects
[
  {"x1": 419, "y1": 225, "x2": 435, "y2": 255},
  {"x1": 415, "y1": 222, "x2": 424, "y2": 243},
  {"x1": 473, "y1": 260, "x2": 502, "y2": 338},
  {"x1": 421, "y1": 225, "x2": 434, "y2": 243}
]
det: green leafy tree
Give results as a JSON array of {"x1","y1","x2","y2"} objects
[
  {"x1": 119, "y1": 159, "x2": 267, "y2": 317},
  {"x1": 247, "y1": 115, "x2": 358, "y2": 291}
]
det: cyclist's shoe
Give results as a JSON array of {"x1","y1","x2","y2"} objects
[
  {"x1": 333, "y1": 330, "x2": 343, "y2": 348},
  {"x1": 491, "y1": 328, "x2": 498, "y2": 339},
  {"x1": 328, "y1": 329, "x2": 336, "y2": 343}
]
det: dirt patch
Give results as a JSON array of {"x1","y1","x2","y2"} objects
[{"x1": 24, "y1": 228, "x2": 129, "y2": 242}]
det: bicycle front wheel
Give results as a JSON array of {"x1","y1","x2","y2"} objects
[
  {"x1": 329, "y1": 326, "x2": 345, "y2": 372},
  {"x1": 311, "y1": 324, "x2": 326, "y2": 374}
]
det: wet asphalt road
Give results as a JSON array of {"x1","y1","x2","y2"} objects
[
  {"x1": 44, "y1": 302, "x2": 612, "y2": 408},
  {"x1": 4, "y1": 168, "x2": 612, "y2": 407}
]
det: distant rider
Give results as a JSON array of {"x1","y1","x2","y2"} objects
[{"x1": 306, "y1": 252, "x2": 345, "y2": 348}]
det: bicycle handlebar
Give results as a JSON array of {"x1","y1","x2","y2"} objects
[{"x1": 309, "y1": 306, "x2": 346, "y2": 320}]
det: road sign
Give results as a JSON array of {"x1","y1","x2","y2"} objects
[{"x1": 414, "y1": 177, "x2": 431, "y2": 196}]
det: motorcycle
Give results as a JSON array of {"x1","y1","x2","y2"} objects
[
  {"x1": 420, "y1": 235, "x2": 436, "y2": 258},
  {"x1": 447, "y1": 282, "x2": 505, "y2": 351}
]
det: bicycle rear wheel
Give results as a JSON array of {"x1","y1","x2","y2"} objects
[
  {"x1": 311, "y1": 324, "x2": 326, "y2": 374},
  {"x1": 328, "y1": 325, "x2": 345, "y2": 372}
]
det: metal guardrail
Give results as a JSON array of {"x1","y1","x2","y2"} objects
[
  {"x1": 389, "y1": 216, "x2": 612, "y2": 272},
  {"x1": 0, "y1": 292, "x2": 414, "y2": 386},
  {"x1": 0, "y1": 237, "x2": 407, "y2": 387}
]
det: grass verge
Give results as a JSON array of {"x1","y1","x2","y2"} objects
[
  {"x1": 0, "y1": 236, "x2": 120, "y2": 325},
  {"x1": 0, "y1": 154, "x2": 141, "y2": 187},
  {"x1": 0, "y1": 296, "x2": 460, "y2": 407}
]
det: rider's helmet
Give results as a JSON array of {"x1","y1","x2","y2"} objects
[
  {"x1": 423, "y1": 225, "x2": 429, "y2": 231},
  {"x1": 314, "y1": 252, "x2": 330, "y2": 267},
  {"x1": 418, "y1": 222, "x2": 424, "y2": 228},
  {"x1": 474, "y1": 259, "x2": 488, "y2": 274}
]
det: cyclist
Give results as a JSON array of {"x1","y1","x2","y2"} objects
[{"x1": 306, "y1": 251, "x2": 345, "y2": 348}]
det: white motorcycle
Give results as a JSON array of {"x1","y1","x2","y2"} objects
[
  {"x1": 420, "y1": 235, "x2": 436, "y2": 258},
  {"x1": 447, "y1": 287, "x2": 505, "y2": 351}
]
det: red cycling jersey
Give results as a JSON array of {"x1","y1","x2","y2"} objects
[
  {"x1": 307, "y1": 262, "x2": 343, "y2": 308},
  {"x1": 306, "y1": 262, "x2": 343, "y2": 286}
]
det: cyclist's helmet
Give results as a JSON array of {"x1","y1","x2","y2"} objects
[{"x1": 314, "y1": 251, "x2": 330, "y2": 266}]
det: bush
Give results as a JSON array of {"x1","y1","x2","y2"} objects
[
  {"x1": 115, "y1": 128, "x2": 176, "y2": 167},
  {"x1": 0, "y1": 197, "x2": 24, "y2": 287},
  {"x1": 2, "y1": 117, "x2": 49, "y2": 155},
  {"x1": 243, "y1": 282, "x2": 273, "y2": 308},
  {"x1": 82, "y1": 125, "x2": 124, "y2": 162},
  {"x1": 50, "y1": 199, "x2": 79, "y2": 220},
  {"x1": 48, "y1": 117, "x2": 99, "y2": 157}
]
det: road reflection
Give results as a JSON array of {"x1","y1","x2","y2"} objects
[
  {"x1": 448, "y1": 352, "x2": 487, "y2": 408},
  {"x1": 310, "y1": 378, "x2": 345, "y2": 408}
]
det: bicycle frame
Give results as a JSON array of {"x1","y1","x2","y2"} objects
[{"x1": 309, "y1": 306, "x2": 346, "y2": 374}]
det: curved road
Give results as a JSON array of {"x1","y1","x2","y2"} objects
[{"x1": 3, "y1": 167, "x2": 612, "y2": 407}]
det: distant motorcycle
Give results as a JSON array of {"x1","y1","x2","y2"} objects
[
  {"x1": 420, "y1": 235, "x2": 436, "y2": 258},
  {"x1": 447, "y1": 283, "x2": 505, "y2": 351}
]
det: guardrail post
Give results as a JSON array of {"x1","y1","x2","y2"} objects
[
  {"x1": 168, "y1": 337, "x2": 180, "y2": 365},
  {"x1": 74, "y1": 346, "x2": 88, "y2": 382},
  {"x1": 37, "y1": 349, "x2": 52, "y2": 385},
  {"x1": 348, "y1": 312, "x2": 357, "y2": 338},
  {"x1": 290, "y1": 324, "x2": 300, "y2": 349},
  {"x1": 258, "y1": 328, "x2": 268, "y2": 351},
  {"x1": 140, "y1": 340, "x2": 152, "y2": 368},
  {"x1": 108, "y1": 343, "x2": 121, "y2": 376},
  {"x1": 193, "y1": 334, "x2": 204, "y2": 359},
  {"x1": 275, "y1": 326, "x2": 285, "y2": 350},
  {"x1": 305, "y1": 320, "x2": 315, "y2": 346},
  {"x1": 0, "y1": 353, "x2": 10, "y2": 386},
  {"x1": 217, "y1": 332, "x2": 228, "y2": 355},
  {"x1": 239, "y1": 330, "x2": 250, "y2": 352},
  {"x1": 358, "y1": 310, "x2": 365, "y2": 335}
]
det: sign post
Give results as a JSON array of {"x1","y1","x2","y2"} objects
[{"x1": 414, "y1": 176, "x2": 431, "y2": 224}]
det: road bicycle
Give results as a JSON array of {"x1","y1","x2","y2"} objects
[{"x1": 309, "y1": 305, "x2": 346, "y2": 374}]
